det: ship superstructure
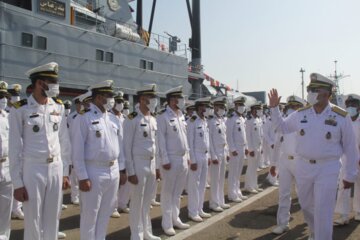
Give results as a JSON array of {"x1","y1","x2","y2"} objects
[{"x1": 0, "y1": 0, "x2": 191, "y2": 105}]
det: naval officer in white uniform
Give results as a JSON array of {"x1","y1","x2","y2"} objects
[
  {"x1": 270, "y1": 95, "x2": 306, "y2": 235},
  {"x1": 0, "y1": 81, "x2": 13, "y2": 239},
  {"x1": 72, "y1": 80, "x2": 123, "y2": 240},
  {"x1": 244, "y1": 102, "x2": 264, "y2": 193},
  {"x1": 208, "y1": 96, "x2": 231, "y2": 211},
  {"x1": 268, "y1": 73, "x2": 359, "y2": 240},
  {"x1": 187, "y1": 97, "x2": 212, "y2": 222},
  {"x1": 226, "y1": 96, "x2": 249, "y2": 202},
  {"x1": 9, "y1": 62, "x2": 71, "y2": 240},
  {"x1": 124, "y1": 84, "x2": 161, "y2": 240},
  {"x1": 334, "y1": 94, "x2": 360, "y2": 225},
  {"x1": 157, "y1": 86, "x2": 190, "y2": 236}
]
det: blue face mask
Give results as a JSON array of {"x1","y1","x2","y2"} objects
[{"x1": 347, "y1": 107, "x2": 358, "y2": 117}]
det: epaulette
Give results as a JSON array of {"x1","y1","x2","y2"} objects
[
  {"x1": 227, "y1": 112, "x2": 235, "y2": 118},
  {"x1": 207, "y1": 115, "x2": 214, "y2": 120},
  {"x1": 13, "y1": 99, "x2": 27, "y2": 109},
  {"x1": 331, "y1": 106, "x2": 347, "y2": 117},
  {"x1": 158, "y1": 109, "x2": 166, "y2": 115},
  {"x1": 72, "y1": 114, "x2": 78, "y2": 119},
  {"x1": 246, "y1": 115, "x2": 252, "y2": 120},
  {"x1": 128, "y1": 112, "x2": 138, "y2": 120},
  {"x1": 151, "y1": 112, "x2": 157, "y2": 117},
  {"x1": 190, "y1": 115, "x2": 197, "y2": 122},
  {"x1": 297, "y1": 105, "x2": 312, "y2": 112},
  {"x1": 52, "y1": 97, "x2": 63, "y2": 105}
]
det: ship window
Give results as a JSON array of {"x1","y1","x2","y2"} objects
[
  {"x1": 21, "y1": 32, "x2": 33, "y2": 47},
  {"x1": 96, "y1": 49, "x2": 104, "y2": 61},
  {"x1": 147, "y1": 61, "x2": 154, "y2": 71},
  {"x1": 140, "y1": 59, "x2": 146, "y2": 69},
  {"x1": 105, "y1": 52, "x2": 113, "y2": 63},
  {"x1": 36, "y1": 36, "x2": 47, "y2": 50}
]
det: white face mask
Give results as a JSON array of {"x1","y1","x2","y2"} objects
[
  {"x1": 115, "y1": 103, "x2": 124, "y2": 112},
  {"x1": 80, "y1": 105, "x2": 85, "y2": 112},
  {"x1": 203, "y1": 108, "x2": 211, "y2": 117},
  {"x1": 209, "y1": 108, "x2": 214, "y2": 116},
  {"x1": 237, "y1": 106, "x2": 246, "y2": 114},
  {"x1": 256, "y1": 109, "x2": 263, "y2": 117},
  {"x1": 45, "y1": 83, "x2": 60, "y2": 98},
  {"x1": 104, "y1": 98, "x2": 115, "y2": 111},
  {"x1": 217, "y1": 109, "x2": 225, "y2": 117},
  {"x1": 122, "y1": 109, "x2": 130, "y2": 116},
  {"x1": 0, "y1": 98, "x2": 7, "y2": 110},
  {"x1": 347, "y1": 107, "x2": 358, "y2": 117},
  {"x1": 176, "y1": 98, "x2": 185, "y2": 110},
  {"x1": 307, "y1": 92, "x2": 319, "y2": 105},
  {"x1": 11, "y1": 96, "x2": 20, "y2": 103},
  {"x1": 65, "y1": 109, "x2": 71, "y2": 116},
  {"x1": 147, "y1": 98, "x2": 158, "y2": 113}
]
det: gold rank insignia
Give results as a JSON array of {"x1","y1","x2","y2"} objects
[
  {"x1": 128, "y1": 112, "x2": 137, "y2": 120},
  {"x1": 326, "y1": 132, "x2": 331, "y2": 139},
  {"x1": 190, "y1": 115, "x2": 197, "y2": 122},
  {"x1": 300, "y1": 129, "x2": 305, "y2": 136},
  {"x1": 50, "y1": 111, "x2": 60, "y2": 116},
  {"x1": 331, "y1": 106, "x2": 347, "y2": 117},
  {"x1": 13, "y1": 99, "x2": 28, "y2": 109}
]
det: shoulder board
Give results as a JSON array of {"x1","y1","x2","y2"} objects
[
  {"x1": 158, "y1": 109, "x2": 166, "y2": 115},
  {"x1": 228, "y1": 112, "x2": 235, "y2": 118},
  {"x1": 297, "y1": 105, "x2": 312, "y2": 112},
  {"x1": 207, "y1": 115, "x2": 214, "y2": 120},
  {"x1": 72, "y1": 114, "x2": 78, "y2": 119},
  {"x1": 246, "y1": 115, "x2": 252, "y2": 120},
  {"x1": 331, "y1": 106, "x2": 347, "y2": 117},
  {"x1": 13, "y1": 99, "x2": 28, "y2": 109},
  {"x1": 128, "y1": 112, "x2": 138, "y2": 120},
  {"x1": 52, "y1": 97, "x2": 63, "y2": 105},
  {"x1": 190, "y1": 115, "x2": 197, "y2": 122},
  {"x1": 151, "y1": 112, "x2": 157, "y2": 117}
]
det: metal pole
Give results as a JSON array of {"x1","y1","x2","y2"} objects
[
  {"x1": 186, "y1": 0, "x2": 193, "y2": 28},
  {"x1": 148, "y1": 0, "x2": 157, "y2": 40},
  {"x1": 136, "y1": 0, "x2": 143, "y2": 31},
  {"x1": 300, "y1": 68, "x2": 305, "y2": 100},
  {"x1": 189, "y1": 0, "x2": 202, "y2": 98}
]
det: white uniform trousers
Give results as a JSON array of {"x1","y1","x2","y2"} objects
[
  {"x1": 70, "y1": 166, "x2": 79, "y2": 202},
  {"x1": 129, "y1": 158, "x2": 157, "y2": 240},
  {"x1": 295, "y1": 158, "x2": 340, "y2": 240},
  {"x1": 160, "y1": 155, "x2": 188, "y2": 230},
  {"x1": 79, "y1": 164, "x2": 119, "y2": 240},
  {"x1": 151, "y1": 180, "x2": 159, "y2": 202},
  {"x1": 11, "y1": 199, "x2": 22, "y2": 213},
  {"x1": 244, "y1": 149, "x2": 261, "y2": 190},
  {"x1": 228, "y1": 150, "x2": 245, "y2": 200},
  {"x1": 23, "y1": 160, "x2": 63, "y2": 240},
  {"x1": 335, "y1": 167, "x2": 360, "y2": 216},
  {"x1": 0, "y1": 181, "x2": 12, "y2": 240},
  {"x1": 210, "y1": 154, "x2": 226, "y2": 208},
  {"x1": 276, "y1": 154, "x2": 296, "y2": 226},
  {"x1": 187, "y1": 153, "x2": 208, "y2": 217},
  {"x1": 118, "y1": 181, "x2": 131, "y2": 209},
  {"x1": 262, "y1": 143, "x2": 271, "y2": 166}
]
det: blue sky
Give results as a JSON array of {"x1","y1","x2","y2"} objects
[{"x1": 135, "y1": 0, "x2": 360, "y2": 99}]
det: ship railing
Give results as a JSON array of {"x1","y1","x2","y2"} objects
[{"x1": 147, "y1": 32, "x2": 188, "y2": 58}]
